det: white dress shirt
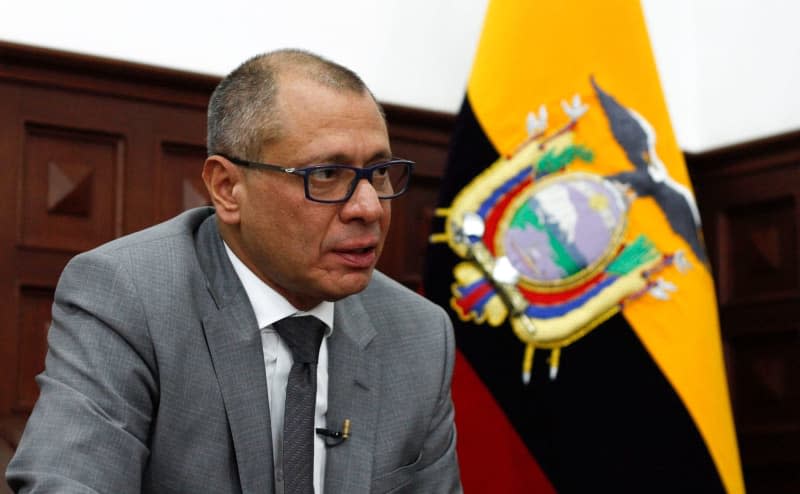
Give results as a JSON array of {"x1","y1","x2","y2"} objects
[{"x1": 224, "y1": 243, "x2": 334, "y2": 494}]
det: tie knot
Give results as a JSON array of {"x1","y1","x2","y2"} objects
[{"x1": 273, "y1": 315, "x2": 326, "y2": 364}]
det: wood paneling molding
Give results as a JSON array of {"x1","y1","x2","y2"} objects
[{"x1": 0, "y1": 41, "x2": 219, "y2": 109}]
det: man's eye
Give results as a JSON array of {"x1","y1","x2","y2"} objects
[
  {"x1": 310, "y1": 167, "x2": 341, "y2": 181},
  {"x1": 373, "y1": 165, "x2": 390, "y2": 178}
]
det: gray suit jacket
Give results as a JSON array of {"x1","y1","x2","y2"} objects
[{"x1": 7, "y1": 207, "x2": 461, "y2": 493}]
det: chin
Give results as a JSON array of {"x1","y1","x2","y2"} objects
[{"x1": 328, "y1": 274, "x2": 373, "y2": 300}]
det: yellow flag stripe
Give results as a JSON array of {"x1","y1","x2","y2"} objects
[{"x1": 466, "y1": 1, "x2": 744, "y2": 492}]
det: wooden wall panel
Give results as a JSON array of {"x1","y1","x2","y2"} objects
[
  {"x1": 156, "y1": 142, "x2": 210, "y2": 222},
  {"x1": 723, "y1": 196, "x2": 797, "y2": 304},
  {"x1": 20, "y1": 124, "x2": 123, "y2": 252},
  {"x1": 0, "y1": 84, "x2": 24, "y2": 417},
  {"x1": 380, "y1": 106, "x2": 453, "y2": 291},
  {"x1": 688, "y1": 133, "x2": 800, "y2": 493},
  {"x1": 13, "y1": 286, "x2": 54, "y2": 413},
  {"x1": 0, "y1": 42, "x2": 216, "y2": 423}
]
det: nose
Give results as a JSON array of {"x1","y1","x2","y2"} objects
[{"x1": 339, "y1": 178, "x2": 385, "y2": 223}]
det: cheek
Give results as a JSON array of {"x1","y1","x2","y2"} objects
[
  {"x1": 277, "y1": 206, "x2": 333, "y2": 263},
  {"x1": 247, "y1": 212, "x2": 312, "y2": 279},
  {"x1": 242, "y1": 194, "x2": 297, "y2": 250}
]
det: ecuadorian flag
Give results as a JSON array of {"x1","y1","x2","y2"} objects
[{"x1": 424, "y1": 1, "x2": 745, "y2": 492}]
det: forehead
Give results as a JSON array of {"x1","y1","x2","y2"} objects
[{"x1": 267, "y1": 76, "x2": 390, "y2": 162}]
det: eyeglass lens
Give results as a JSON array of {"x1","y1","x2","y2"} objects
[{"x1": 306, "y1": 162, "x2": 410, "y2": 201}]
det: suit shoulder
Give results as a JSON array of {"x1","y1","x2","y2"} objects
[
  {"x1": 366, "y1": 271, "x2": 432, "y2": 304},
  {"x1": 364, "y1": 271, "x2": 448, "y2": 320},
  {"x1": 76, "y1": 207, "x2": 214, "y2": 261},
  {"x1": 60, "y1": 208, "x2": 215, "y2": 295}
]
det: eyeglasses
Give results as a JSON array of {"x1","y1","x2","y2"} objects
[{"x1": 218, "y1": 154, "x2": 414, "y2": 204}]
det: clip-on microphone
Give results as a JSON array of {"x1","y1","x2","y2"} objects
[{"x1": 316, "y1": 419, "x2": 351, "y2": 447}]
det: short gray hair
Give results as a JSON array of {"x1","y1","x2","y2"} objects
[{"x1": 207, "y1": 48, "x2": 380, "y2": 160}]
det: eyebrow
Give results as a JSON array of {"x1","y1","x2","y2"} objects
[
  {"x1": 308, "y1": 150, "x2": 394, "y2": 167},
  {"x1": 367, "y1": 150, "x2": 394, "y2": 163}
]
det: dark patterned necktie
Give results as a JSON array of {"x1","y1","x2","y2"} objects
[{"x1": 273, "y1": 315, "x2": 326, "y2": 494}]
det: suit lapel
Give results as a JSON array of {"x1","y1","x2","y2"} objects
[
  {"x1": 196, "y1": 216, "x2": 275, "y2": 493},
  {"x1": 324, "y1": 295, "x2": 380, "y2": 493}
]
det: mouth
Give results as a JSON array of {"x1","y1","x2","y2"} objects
[
  {"x1": 350, "y1": 246, "x2": 374, "y2": 254},
  {"x1": 332, "y1": 243, "x2": 379, "y2": 269}
]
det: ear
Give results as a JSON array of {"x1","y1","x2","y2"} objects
[{"x1": 202, "y1": 155, "x2": 243, "y2": 225}]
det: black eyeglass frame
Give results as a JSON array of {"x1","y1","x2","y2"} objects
[{"x1": 217, "y1": 153, "x2": 415, "y2": 204}]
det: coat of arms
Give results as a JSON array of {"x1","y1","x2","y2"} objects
[{"x1": 431, "y1": 80, "x2": 702, "y2": 383}]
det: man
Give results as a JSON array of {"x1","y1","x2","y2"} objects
[{"x1": 6, "y1": 49, "x2": 461, "y2": 493}]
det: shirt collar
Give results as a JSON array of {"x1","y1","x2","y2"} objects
[{"x1": 223, "y1": 241, "x2": 334, "y2": 335}]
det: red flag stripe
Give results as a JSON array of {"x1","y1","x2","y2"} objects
[{"x1": 452, "y1": 350, "x2": 556, "y2": 493}]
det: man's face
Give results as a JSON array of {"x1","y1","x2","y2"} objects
[{"x1": 232, "y1": 76, "x2": 392, "y2": 310}]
